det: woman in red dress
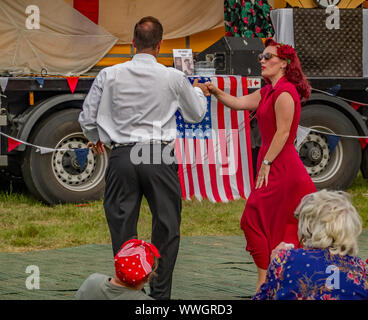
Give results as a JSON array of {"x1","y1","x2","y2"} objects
[{"x1": 205, "y1": 38, "x2": 316, "y2": 291}]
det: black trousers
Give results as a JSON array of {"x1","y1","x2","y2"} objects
[{"x1": 103, "y1": 144, "x2": 182, "y2": 300}]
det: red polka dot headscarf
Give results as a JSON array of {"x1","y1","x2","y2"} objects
[{"x1": 114, "y1": 239, "x2": 161, "y2": 286}]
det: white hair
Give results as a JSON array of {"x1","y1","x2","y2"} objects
[{"x1": 294, "y1": 189, "x2": 362, "y2": 256}]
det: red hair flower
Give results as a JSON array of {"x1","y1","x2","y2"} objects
[{"x1": 277, "y1": 43, "x2": 296, "y2": 65}]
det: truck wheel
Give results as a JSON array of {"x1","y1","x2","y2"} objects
[
  {"x1": 22, "y1": 109, "x2": 109, "y2": 204},
  {"x1": 297, "y1": 105, "x2": 361, "y2": 190}
]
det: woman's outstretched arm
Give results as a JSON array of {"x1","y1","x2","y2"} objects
[{"x1": 205, "y1": 81, "x2": 261, "y2": 111}]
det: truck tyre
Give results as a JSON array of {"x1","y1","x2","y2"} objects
[
  {"x1": 297, "y1": 105, "x2": 361, "y2": 190},
  {"x1": 22, "y1": 109, "x2": 109, "y2": 204}
]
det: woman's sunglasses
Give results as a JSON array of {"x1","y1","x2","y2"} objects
[{"x1": 257, "y1": 52, "x2": 279, "y2": 62}]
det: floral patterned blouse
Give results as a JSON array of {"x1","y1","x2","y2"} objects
[{"x1": 253, "y1": 248, "x2": 368, "y2": 300}]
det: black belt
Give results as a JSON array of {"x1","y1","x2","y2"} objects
[{"x1": 111, "y1": 140, "x2": 173, "y2": 150}]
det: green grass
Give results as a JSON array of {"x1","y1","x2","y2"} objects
[
  {"x1": 0, "y1": 188, "x2": 245, "y2": 253},
  {"x1": 347, "y1": 173, "x2": 368, "y2": 229},
  {"x1": 0, "y1": 174, "x2": 367, "y2": 253}
]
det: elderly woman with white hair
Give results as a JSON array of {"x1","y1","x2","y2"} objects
[{"x1": 253, "y1": 189, "x2": 368, "y2": 300}]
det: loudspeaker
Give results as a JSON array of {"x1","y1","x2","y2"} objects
[{"x1": 195, "y1": 36, "x2": 264, "y2": 76}]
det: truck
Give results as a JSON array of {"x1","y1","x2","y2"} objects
[{"x1": 0, "y1": 0, "x2": 367, "y2": 204}]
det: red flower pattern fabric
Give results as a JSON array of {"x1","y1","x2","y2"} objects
[
  {"x1": 254, "y1": 248, "x2": 368, "y2": 300},
  {"x1": 224, "y1": 0, "x2": 274, "y2": 38}
]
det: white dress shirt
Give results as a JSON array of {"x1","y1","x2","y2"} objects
[{"x1": 78, "y1": 53, "x2": 207, "y2": 145}]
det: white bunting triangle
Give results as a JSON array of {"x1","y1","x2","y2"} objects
[
  {"x1": 296, "y1": 126, "x2": 311, "y2": 148},
  {"x1": 0, "y1": 77, "x2": 8, "y2": 92},
  {"x1": 37, "y1": 147, "x2": 57, "y2": 154}
]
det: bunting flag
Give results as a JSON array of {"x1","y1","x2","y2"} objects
[
  {"x1": 295, "y1": 126, "x2": 311, "y2": 148},
  {"x1": 0, "y1": 131, "x2": 88, "y2": 168},
  {"x1": 0, "y1": 77, "x2": 8, "y2": 92},
  {"x1": 326, "y1": 135, "x2": 342, "y2": 153},
  {"x1": 175, "y1": 76, "x2": 253, "y2": 202},
  {"x1": 66, "y1": 77, "x2": 79, "y2": 93},
  {"x1": 35, "y1": 77, "x2": 44, "y2": 88},
  {"x1": 37, "y1": 147, "x2": 57, "y2": 154},
  {"x1": 74, "y1": 148, "x2": 89, "y2": 169},
  {"x1": 327, "y1": 84, "x2": 341, "y2": 96},
  {"x1": 7, "y1": 137, "x2": 22, "y2": 152},
  {"x1": 297, "y1": 126, "x2": 346, "y2": 153}
]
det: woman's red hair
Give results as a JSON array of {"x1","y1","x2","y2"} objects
[{"x1": 264, "y1": 38, "x2": 311, "y2": 102}]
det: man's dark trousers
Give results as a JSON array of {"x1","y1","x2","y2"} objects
[{"x1": 103, "y1": 143, "x2": 182, "y2": 300}]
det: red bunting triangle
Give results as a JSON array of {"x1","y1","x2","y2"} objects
[
  {"x1": 359, "y1": 138, "x2": 368, "y2": 149},
  {"x1": 66, "y1": 77, "x2": 79, "y2": 93},
  {"x1": 8, "y1": 137, "x2": 22, "y2": 152}
]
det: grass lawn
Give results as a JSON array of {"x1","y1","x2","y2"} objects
[{"x1": 0, "y1": 174, "x2": 367, "y2": 253}]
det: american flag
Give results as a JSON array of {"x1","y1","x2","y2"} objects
[{"x1": 175, "y1": 76, "x2": 254, "y2": 202}]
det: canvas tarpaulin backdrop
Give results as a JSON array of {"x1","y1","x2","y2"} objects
[
  {"x1": 0, "y1": 0, "x2": 118, "y2": 76},
  {"x1": 64, "y1": 0, "x2": 224, "y2": 44},
  {"x1": 0, "y1": 0, "x2": 224, "y2": 76}
]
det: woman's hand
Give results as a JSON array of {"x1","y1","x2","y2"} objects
[
  {"x1": 193, "y1": 79, "x2": 211, "y2": 96},
  {"x1": 204, "y1": 81, "x2": 221, "y2": 97},
  {"x1": 255, "y1": 163, "x2": 270, "y2": 189}
]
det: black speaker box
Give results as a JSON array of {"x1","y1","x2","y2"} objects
[{"x1": 195, "y1": 36, "x2": 264, "y2": 76}]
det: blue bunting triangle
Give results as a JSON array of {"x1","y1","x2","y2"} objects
[
  {"x1": 74, "y1": 148, "x2": 89, "y2": 169},
  {"x1": 327, "y1": 134, "x2": 341, "y2": 153},
  {"x1": 35, "y1": 77, "x2": 44, "y2": 88},
  {"x1": 327, "y1": 84, "x2": 341, "y2": 96}
]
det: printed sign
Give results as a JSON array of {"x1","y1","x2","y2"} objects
[
  {"x1": 247, "y1": 77, "x2": 261, "y2": 89},
  {"x1": 173, "y1": 49, "x2": 194, "y2": 76}
]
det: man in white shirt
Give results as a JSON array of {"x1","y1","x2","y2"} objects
[{"x1": 79, "y1": 16, "x2": 208, "y2": 300}]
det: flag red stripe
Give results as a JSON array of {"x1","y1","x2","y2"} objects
[
  {"x1": 184, "y1": 139, "x2": 195, "y2": 198},
  {"x1": 194, "y1": 140, "x2": 207, "y2": 199},
  {"x1": 206, "y1": 139, "x2": 222, "y2": 202},
  {"x1": 175, "y1": 140, "x2": 186, "y2": 200},
  {"x1": 242, "y1": 76, "x2": 254, "y2": 189},
  {"x1": 73, "y1": 0, "x2": 99, "y2": 24},
  {"x1": 229, "y1": 76, "x2": 245, "y2": 198},
  {"x1": 216, "y1": 77, "x2": 233, "y2": 201}
]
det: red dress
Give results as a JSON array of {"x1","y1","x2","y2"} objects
[{"x1": 241, "y1": 77, "x2": 316, "y2": 270}]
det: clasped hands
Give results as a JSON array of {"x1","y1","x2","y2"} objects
[{"x1": 192, "y1": 79, "x2": 219, "y2": 97}]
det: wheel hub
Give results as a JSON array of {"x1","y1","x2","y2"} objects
[
  {"x1": 296, "y1": 131, "x2": 330, "y2": 177},
  {"x1": 51, "y1": 133, "x2": 107, "y2": 192},
  {"x1": 302, "y1": 141, "x2": 323, "y2": 164},
  {"x1": 308, "y1": 146, "x2": 322, "y2": 162}
]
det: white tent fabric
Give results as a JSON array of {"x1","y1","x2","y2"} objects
[{"x1": 0, "y1": 0, "x2": 118, "y2": 76}]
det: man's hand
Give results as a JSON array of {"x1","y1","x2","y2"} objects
[
  {"x1": 87, "y1": 140, "x2": 104, "y2": 155},
  {"x1": 193, "y1": 78, "x2": 211, "y2": 96}
]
